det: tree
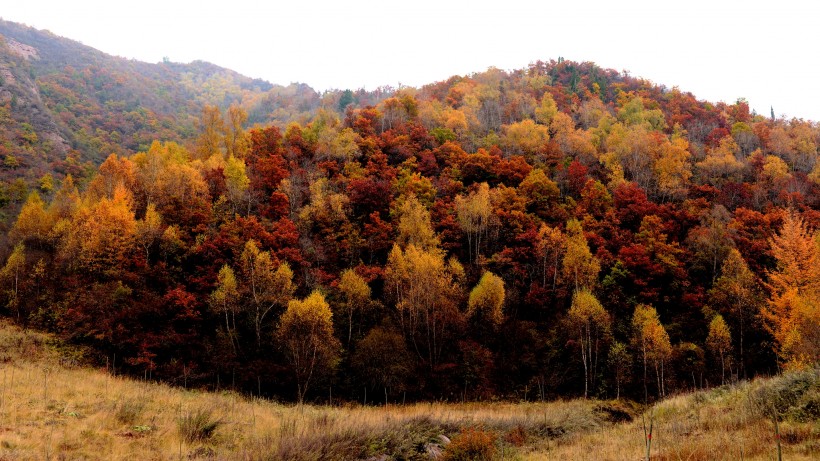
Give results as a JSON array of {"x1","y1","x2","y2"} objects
[
  {"x1": 86, "y1": 154, "x2": 136, "y2": 201},
  {"x1": 60, "y1": 183, "x2": 137, "y2": 277},
  {"x1": 654, "y1": 132, "x2": 691, "y2": 199},
  {"x1": 224, "y1": 155, "x2": 250, "y2": 214},
  {"x1": 39, "y1": 173, "x2": 54, "y2": 194},
  {"x1": 278, "y1": 291, "x2": 340, "y2": 403},
  {"x1": 602, "y1": 123, "x2": 655, "y2": 191},
  {"x1": 696, "y1": 136, "x2": 743, "y2": 186},
  {"x1": 395, "y1": 195, "x2": 439, "y2": 251},
  {"x1": 210, "y1": 265, "x2": 240, "y2": 354},
  {"x1": 764, "y1": 210, "x2": 820, "y2": 368},
  {"x1": 709, "y1": 248, "x2": 759, "y2": 377},
  {"x1": 338, "y1": 89, "x2": 354, "y2": 112},
  {"x1": 135, "y1": 203, "x2": 162, "y2": 262},
  {"x1": 454, "y1": 183, "x2": 491, "y2": 263},
  {"x1": 518, "y1": 169, "x2": 560, "y2": 219},
  {"x1": 534, "y1": 92, "x2": 558, "y2": 125},
  {"x1": 687, "y1": 205, "x2": 733, "y2": 282},
  {"x1": 467, "y1": 271, "x2": 505, "y2": 327},
  {"x1": 0, "y1": 243, "x2": 26, "y2": 320},
  {"x1": 337, "y1": 268, "x2": 372, "y2": 347},
  {"x1": 48, "y1": 175, "x2": 80, "y2": 220},
  {"x1": 761, "y1": 155, "x2": 791, "y2": 184},
  {"x1": 223, "y1": 104, "x2": 249, "y2": 158},
  {"x1": 706, "y1": 314, "x2": 732, "y2": 385},
  {"x1": 608, "y1": 341, "x2": 631, "y2": 400},
  {"x1": 536, "y1": 224, "x2": 565, "y2": 290},
  {"x1": 196, "y1": 105, "x2": 224, "y2": 159},
  {"x1": 632, "y1": 304, "x2": 671, "y2": 400},
  {"x1": 562, "y1": 219, "x2": 600, "y2": 291},
  {"x1": 780, "y1": 296, "x2": 820, "y2": 367},
  {"x1": 501, "y1": 119, "x2": 549, "y2": 158},
  {"x1": 384, "y1": 244, "x2": 464, "y2": 367},
  {"x1": 351, "y1": 327, "x2": 412, "y2": 400},
  {"x1": 240, "y1": 240, "x2": 295, "y2": 348},
  {"x1": 316, "y1": 126, "x2": 361, "y2": 162},
  {"x1": 567, "y1": 289, "x2": 611, "y2": 398},
  {"x1": 11, "y1": 192, "x2": 52, "y2": 246}
]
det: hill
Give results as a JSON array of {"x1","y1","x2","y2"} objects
[
  {"x1": 0, "y1": 19, "x2": 326, "y2": 185},
  {"x1": 0, "y1": 322, "x2": 816, "y2": 460},
  {"x1": 0, "y1": 18, "x2": 819, "y2": 409}
]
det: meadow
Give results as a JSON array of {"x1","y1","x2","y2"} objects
[{"x1": 0, "y1": 322, "x2": 816, "y2": 460}]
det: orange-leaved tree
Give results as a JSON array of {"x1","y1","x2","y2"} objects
[{"x1": 764, "y1": 210, "x2": 820, "y2": 368}]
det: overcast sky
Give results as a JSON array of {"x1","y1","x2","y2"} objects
[{"x1": 3, "y1": 1, "x2": 819, "y2": 121}]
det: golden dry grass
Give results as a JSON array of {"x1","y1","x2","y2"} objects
[
  {"x1": 524, "y1": 376, "x2": 820, "y2": 461},
  {"x1": 0, "y1": 321, "x2": 816, "y2": 460},
  {"x1": 0, "y1": 321, "x2": 614, "y2": 460}
]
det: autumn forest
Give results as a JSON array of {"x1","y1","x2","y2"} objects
[{"x1": 1, "y1": 20, "x2": 819, "y2": 406}]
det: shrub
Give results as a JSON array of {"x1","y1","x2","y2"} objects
[
  {"x1": 750, "y1": 368, "x2": 820, "y2": 421},
  {"x1": 177, "y1": 408, "x2": 221, "y2": 443},
  {"x1": 443, "y1": 427, "x2": 498, "y2": 461}
]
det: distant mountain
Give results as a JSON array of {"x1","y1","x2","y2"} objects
[{"x1": 0, "y1": 19, "x2": 325, "y2": 184}]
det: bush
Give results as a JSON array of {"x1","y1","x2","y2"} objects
[
  {"x1": 443, "y1": 427, "x2": 498, "y2": 461},
  {"x1": 177, "y1": 408, "x2": 221, "y2": 443},
  {"x1": 750, "y1": 368, "x2": 820, "y2": 422}
]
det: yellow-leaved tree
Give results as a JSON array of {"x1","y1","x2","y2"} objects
[
  {"x1": 395, "y1": 195, "x2": 440, "y2": 251},
  {"x1": 467, "y1": 271, "x2": 505, "y2": 328},
  {"x1": 11, "y1": 192, "x2": 52, "y2": 246},
  {"x1": 209, "y1": 264, "x2": 240, "y2": 354},
  {"x1": 385, "y1": 243, "x2": 464, "y2": 368},
  {"x1": 277, "y1": 291, "x2": 340, "y2": 403},
  {"x1": 562, "y1": 219, "x2": 600, "y2": 291},
  {"x1": 0, "y1": 243, "x2": 26, "y2": 320},
  {"x1": 454, "y1": 183, "x2": 491, "y2": 264},
  {"x1": 337, "y1": 268, "x2": 372, "y2": 346},
  {"x1": 223, "y1": 104, "x2": 250, "y2": 159},
  {"x1": 567, "y1": 289, "x2": 611, "y2": 398},
  {"x1": 239, "y1": 240, "x2": 295, "y2": 349},
  {"x1": 195, "y1": 105, "x2": 224, "y2": 160},
  {"x1": 632, "y1": 304, "x2": 672, "y2": 400},
  {"x1": 708, "y1": 248, "x2": 760, "y2": 377},
  {"x1": 706, "y1": 314, "x2": 732, "y2": 385},
  {"x1": 135, "y1": 203, "x2": 163, "y2": 262},
  {"x1": 225, "y1": 155, "x2": 250, "y2": 215}
]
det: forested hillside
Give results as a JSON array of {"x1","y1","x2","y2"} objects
[
  {"x1": 0, "y1": 19, "x2": 353, "y2": 212},
  {"x1": 1, "y1": 20, "x2": 819, "y2": 403}
]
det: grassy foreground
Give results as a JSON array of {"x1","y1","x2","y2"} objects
[{"x1": 0, "y1": 322, "x2": 816, "y2": 460}]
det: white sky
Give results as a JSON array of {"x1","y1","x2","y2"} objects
[{"x1": 3, "y1": 1, "x2": 819, "y2": 121}]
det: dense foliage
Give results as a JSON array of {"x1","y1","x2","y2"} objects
[{"x1": 1, "y1": 23, "x2": 819, "y2": 403}]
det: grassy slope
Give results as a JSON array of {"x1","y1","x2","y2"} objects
[
  {"x1": 534, "y1": 371, "x2": 820, "y2": 461},
  {"x1": 0, "y1": 322, "x2": 816, "y2": 461}
]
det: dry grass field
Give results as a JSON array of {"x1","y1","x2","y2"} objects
[{"x1": 0, "y1": 321, "x2": 816, "y2": 460}]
